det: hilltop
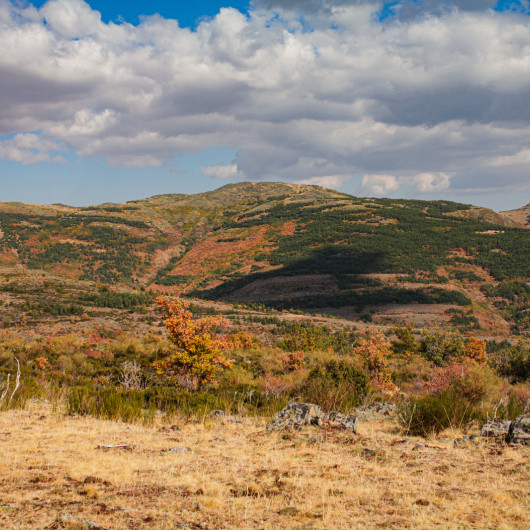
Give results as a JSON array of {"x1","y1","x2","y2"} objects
[{"x1": 0, "y1": 182, "x2": 528, "y2": 335}]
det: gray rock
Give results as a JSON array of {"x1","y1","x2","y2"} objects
[
  {"x1": 481, "y1": 420, "x2": 511, "y2": 440},
  {"x1": 508, "y1": 413, "x2": 530, "y2": 445},
  {"x1": 267, "y1": 403, "x2": 326, "y2": 431},
  {"x1": 325, "y1": 412, "x2": 357, "y2": 432},
  {"x1": 267, "y1": 403, "x2": 357, "y2": 433},
  {"x1": 355, "y1": 402, "x2": 396, "y2": 420}
]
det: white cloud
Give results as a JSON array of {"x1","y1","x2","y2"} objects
[
  {"x1": 360, "y1": 174, "x2": 400, "y2": 195},
  {"x1": 0, "y1": 0, "x2": 529, "y2": 199},
  {"x1": 0, "y1": 133, "x2": 65, "y2": 164},
  {"x1": 412, "y1": 172, "x2": 451, "y2": 192},
  {"x1": 201, "y1": 164, "x2": 246, "y2": 179},
  {"x1": 296, "y1": 175, "x2": 350, "y2": 188}
]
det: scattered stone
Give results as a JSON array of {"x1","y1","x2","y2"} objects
[
  {"x1": 508, "y1": 413, "x2": 530, "y2": 445},
  {"x1": 50, "y1": 513, "x2": 107, "y2": 529},
  {"x1": 159, "y1": 424, "x2": 180, "y2": 433},
  {"x1": 362, "y1": 448, "x2": 376, "y2": 457},
  {"x1": 96, "y1": 444, "x2": 132, "y2": 451},
  {"x1": 161, "y1": 446, "x2": 191, "y2": 454},
  {"x1": 267, "y1": 403, "x2": 357, "y2": 433},
  {"x1": 278, "y1": 507, "x2": 300, "y2": 516},
  {"x1": 213, "y1": 410, "x2": 225, "y2": 418},
  {"x1": 213, "y1": 436, "x2": 226, "y2": 442},
  {"x1": 481, "y1": 420, "x2": 511, "y2": 440}
]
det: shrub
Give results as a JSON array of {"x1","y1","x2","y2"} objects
[
  {"x1": 301, "y1": 360, "x2": 369, "y2": 412},
  {"x1": 392, "y1": 322, "x2": 420, "y2": 357},
  {"x1": 494, "y1": 343, "x2": 530, "y2": 383},
  {"x1": 398, "y1": 391, "x2": 472, "y2": 436},
  {"x1": 399, "y1": 362, "x2": 506, "y2": 436},
  {"x1": 419, "y1": 329, "x2": 464, "y2": 366}
]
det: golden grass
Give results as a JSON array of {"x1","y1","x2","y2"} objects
[{"x1": 0, "y1": 402, "x2": 528, "y2": 529}]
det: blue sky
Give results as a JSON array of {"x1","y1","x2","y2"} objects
[
  {"x1": 0, "y1": 0, "x2": 529, "y2": 209},
  {"x1": 28, "y1": 0, "x2": 251, "y2": 27}
]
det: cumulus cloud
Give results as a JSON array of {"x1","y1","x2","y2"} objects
[
  {"x1": 412, "y1": 172, "x2": 451, "y2": 193},
  {"x1": 0, "y1": 0, "x2": 530, "y2": 200},
  {"x1": 360, "y1": 174, "x2": 400, "y2": 195},
  {"x1": 0, "y1": 133, "x2": 65, "y2": 164}
]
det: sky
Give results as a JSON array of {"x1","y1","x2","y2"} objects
[{"x1": 1, "y1": 1, "x2": 530, "y2": 210}]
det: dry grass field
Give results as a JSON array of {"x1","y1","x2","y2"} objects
[{"x1": 0, "y1": 402, "x2": 528, "y2": 529}]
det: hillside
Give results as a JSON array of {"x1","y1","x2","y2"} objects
[
  {"x1": 0, "y1": 182, "x2": 529, "y2": 335},
  {"x1": 501, "y1": 203, "x2": 530, "y2": 228}
]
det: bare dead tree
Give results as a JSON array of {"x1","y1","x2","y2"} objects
[{"x1": 119, "y1": 360, "x2": 143, "y2": 390}]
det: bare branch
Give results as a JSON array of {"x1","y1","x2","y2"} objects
[
  {"x1": 9, "y1": 357, "x2": 21, "y2": 404},
  {"x1": 0, "y1": 373, "x2": 11, "y2": 402}
]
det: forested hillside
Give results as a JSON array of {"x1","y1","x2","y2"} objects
[{"x1": 0, "y1": 182, "x2": 528, "y2": 334}]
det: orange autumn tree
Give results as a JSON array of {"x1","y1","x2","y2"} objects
[
  {"x1": 153, "y1": 297, "x2": 232, "y2": 389},
  {"x1": 354, "y1": 330, "x2": 394, "y2": 390}
]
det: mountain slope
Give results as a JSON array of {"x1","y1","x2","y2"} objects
[
  {"x1": 501, "y1": 203, "x2": 530, "y2": 228},
  {"x1": 0, "y1": 182, "x2": 528, "y2": 334}
]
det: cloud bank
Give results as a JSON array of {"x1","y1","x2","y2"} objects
[{"x1": 1, "y1": 0, "x2": 530, "y2": 199}]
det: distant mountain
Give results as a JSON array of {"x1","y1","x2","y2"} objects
[
  {"x1": 501, "y1": 203, "x2": 530, "y2": 228},
  {"x1": 0, "y1": 182, "x2": 528, "y2": 333}
]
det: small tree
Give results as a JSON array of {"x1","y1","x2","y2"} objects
[
  {"x1": 153, "y1": 297, "x2": 231, "y2": 389},
  {"x1": 392, "y1": 322, "x2": 420, "y2": 357}
]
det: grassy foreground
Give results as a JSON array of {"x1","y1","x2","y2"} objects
[{"x1": 0, "y1": 402, "x2": 528, "y2": 529}]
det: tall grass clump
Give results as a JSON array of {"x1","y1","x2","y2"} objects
[{"x1": 67, "y1": 386, "x2": 151, "y2": 423}]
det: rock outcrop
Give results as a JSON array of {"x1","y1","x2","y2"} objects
[
  {"x1": 481, "y1": 420, "x2": 511, "y2": 440},
  {"x1": 266, "y1": 403, "x2": 357, "y2": 433},
  {"x1": 481, "y1": 413, "x2": 530, "y2": 444},
  {"x1": 508, "y1": 413, "x2": 530, "y2": 445}
]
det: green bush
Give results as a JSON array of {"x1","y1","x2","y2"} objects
[
  {"x1": 399, "y1": 363, "x2": 509, "y2": 436},
  {"x1": 398, "y1": 390, "x2": 475, "y2": 436},
  {"x1": 301, "y1": 360, "x2": 369, "y2": 412},
  {"x1": 496, "y1": 344, "x2": 530, "y2": 383}
]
